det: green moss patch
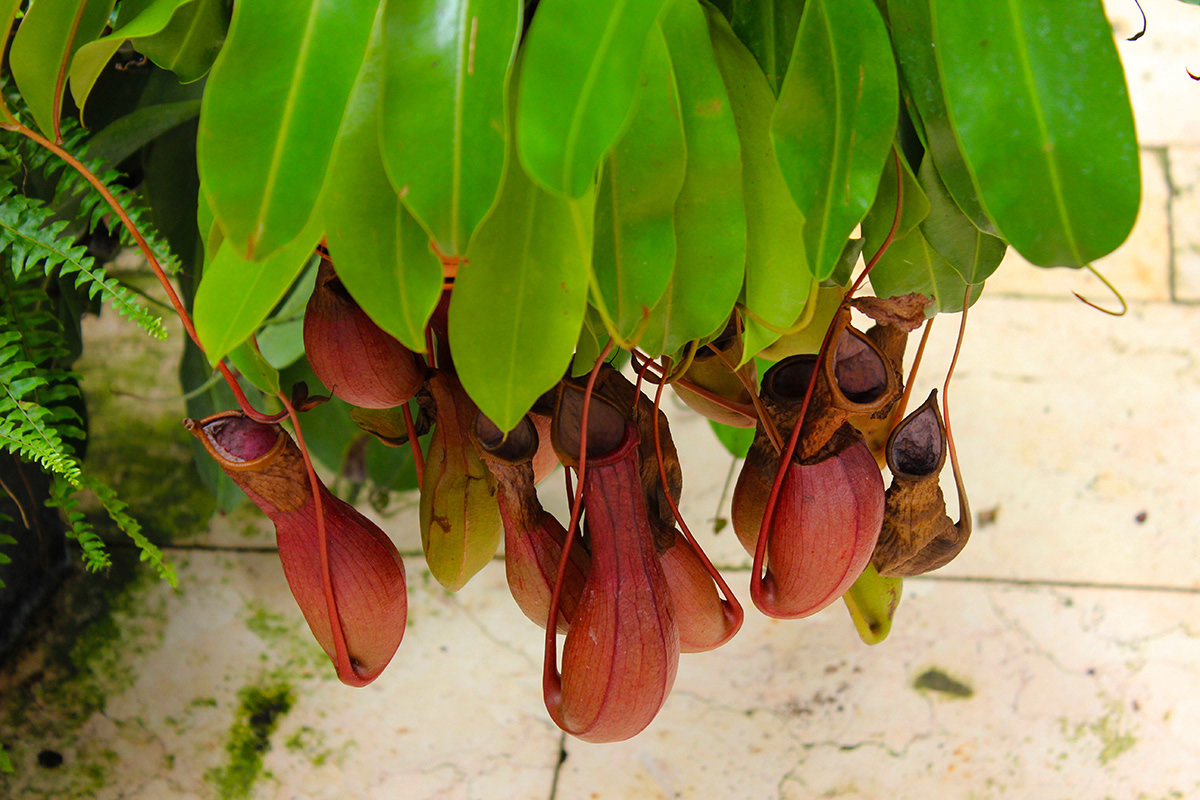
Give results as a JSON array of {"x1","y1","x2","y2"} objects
[{"x1": 207, "y1": 683, "x2": 295, "y2": 800}]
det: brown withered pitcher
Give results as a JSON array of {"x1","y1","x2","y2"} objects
[{"x1": 873, "y1": 390, "x2": 971, "y2": 577}]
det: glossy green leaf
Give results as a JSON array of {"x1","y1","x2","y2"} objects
[
  {"x1": 888, "y1": 0, "x2": 996, "y2": 234},
  {"x1": 227, "y1": 340, "x2": 281, "y2": 395},
  {"x1": 707, "y1": 6, "x2": 811, "y2": 363},
  {"x1": 638, "y1": 0, "x2": 745, "y2": 358},
  {"x1": 931, "y1": 0, "x2": 1139, "y2": 266},
  {"x1": 324, "y1": 17, "x2": 443, "y2": 352},
  {"x1": 10, "y1": 0, "x2": 115, "y2": 138},
  {"x1": 516, "y1": 0, "x2": 671, "y2": 197},
  {"x1": 591, "y1": 29, "x2": 685, "y2": 345},
  {"x1": 197, "y1": 0, "x2": 377, "y2": 260},
  {"x1": 84, "y1": 100, "x2": 201, "y2": 168},
  {"x1": 864, "y1": 224, "x2": 982, "y2": 314},
  {"x1": 772, "y1": 0, "x2": 897, "y2": 283},
  {"x1": 194, "y1": 224, "x2": 323, "y2": 365},
  {"x1": 861, "y1": 148, "x2": 929, "y2": 264},
  {"x1": 451, "y1": 63, "x2": 593, "y2": 431},
  {"x1": 918, "y1": 157, "x2": 1006, "y2": 284},
  {"x1": 135, "y1": 0, "x2": 229, "y2": 83},
  {"x1": 717, "y1": 0, "x2": 802, "y2": 92},
  {"x1": 380, "y1": 0, "x2": 520, "y2": 255}
]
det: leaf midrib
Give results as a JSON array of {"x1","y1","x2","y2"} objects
[{"x1": 252, "y1": 0, "x2": 322, "y2": 255}]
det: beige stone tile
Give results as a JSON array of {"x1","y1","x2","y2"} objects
[
  {"x1": 899, "y1": 296, "x2": 1200, "y2": 588},
  {"x1": 0, "y1": 552, "x2": 561, "y2": 800},
  {"x1": 1106, "y1": 0, "x2": 1200, "y2": 148},
  {"x1": 556, "y1": 579, "x2": 1200, "y2": 800},
  {"x1": 984, "y1": 149, "x2": 1170, "y2": 301},
  {"x1": 1169, "y1": 145, "x2": 1200, "y2": 300}
]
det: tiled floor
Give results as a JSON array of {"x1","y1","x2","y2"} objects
[{"x1": 4, "y1": 3, "x2": 1200, "y2": 799}]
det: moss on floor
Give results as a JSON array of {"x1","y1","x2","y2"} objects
[{"x1": 206, "y1": 683, "x2": 295, "y2": 800}]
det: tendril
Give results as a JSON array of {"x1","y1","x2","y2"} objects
[
  {"x1": 653, "y1": 358, "x2": 743, "y2": 646},
  {"x1": 544, "y1": 339, "x2": 614, "y2": 703},
  {"x1": 1072, "y1": 264, "x2": 1127, "y2": 316}
]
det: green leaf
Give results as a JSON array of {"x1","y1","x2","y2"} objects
[
  {"x1": 84, "y1": 100, "x2": 202, "y2": 168},
  {"x1": 227, "y1": 340, "x2": 281, "y2": 394},
  {"x1": 918, "y1": 157, "x2": 1006, "y2": 284},
  {"x1": 772, "y1": 0, "x2": 897, "y2": 283},
  {"x1": 710, "y1": 419, "x2": 753, "y2": 458},
  {"x1": 516, "y1": 0, "x2": 671, "y2": 197},
  {"x1": 930, "y1": 0, "x2": 1140, "y2": 266},
  {"x1": 717, "y1": 0, "x2": 803, "y2": 93},
  {"x1": 888, "y1": 0, "x2": 997, "y2": 234},
  {"x1": 194, "y1": 224, "x2": 322, "y2": 365},
  {"x1": 134, "y1": 0, "x2": 229, "y2": 83},
  {"x1": 255, "y1": 258, "x2": 318, "y2": 370},
  {"x1": 10, "y1": 0, "x2": 115, "y2": 138},
  {"x1": 197, "y1": 0, "x2": 378, "y2": 260},
  {"x1": 69, "y1": 0, "x2": 201, "y2": 114},
  {"x1": 638, "y1": 0, "x2": 745, "y2": 358},
  {"x1": 324, "y1": 14, "x2": 443, "y2": 352},
  {"x1": 278, "y1": 358, "x2": 359, "y2": 475},
  {"x1": 380, "y1": 0, "x2": 520, "y2": 255},
  {"x1": 0, "y1": 1, "x2": 23, "y2": 123},
  {"x1": 591, "y1": 28, "x2": 685, "y2": 345},
  {"x1": 862, "y1": 147, "x2": 929, "y2": 263},
  {"x1": 707, "y1": 6, "x2": 812, "y2": 363},
  {"x1": 864, "y1": 224, "x2": 983, "y2": 314},
  {"x1": 451, "y1": 61, "x2": 593, "y2": 431}
]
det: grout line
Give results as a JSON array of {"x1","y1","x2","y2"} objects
[
  {"x1": 708, "y1": 564, "x2": 1200, "y2": 595},
  {"x1": 913, "y1": 573, "x2": 1200, "y2": 595},
  {"x1": 1157, "y1": 145, "x2": 1180, "y2": 302},
  {"x1": 547, "y1": 732, "x2": 568, "y2": 800},
  {"x1": 137, "y1": 542, "x2": 1200, "y2": 595}
]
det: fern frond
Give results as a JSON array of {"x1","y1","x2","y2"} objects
[
  {"x1": 0, "y1": 336, "x2": 85, "y2": 485},
  {"x1": 46, "y1": 474, "x2": 111, "y2": 574},
  {"x1": 0, "y1": 181, "x2": 165, "y2": 339},
  {"x1": 76, "y1": 474, "x2": 176, "y2": 587},
  {"x1": 6, "y1": 123, "x2": 184, "y2": 278}
]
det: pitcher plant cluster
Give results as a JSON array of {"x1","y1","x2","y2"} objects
[{"x1": 0, "y1": 0, "x2": 1142, "y2": 743}]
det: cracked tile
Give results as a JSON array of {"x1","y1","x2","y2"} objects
[
  {"x1": 891, "y1": 296, "x2": 1200, "y2": 588},
  {"x1": 0, "y1": 552, "x2": 561, "y2": 800},
  {"x1": 554, "y1": 581, "x2": 1200, "y2": 800}
]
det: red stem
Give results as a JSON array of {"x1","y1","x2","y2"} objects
[
  {"x1": 401, "y1": 402, "x2": 425, "y2": 491},
  {"x1": 280, "y1": 391, "x2": 356, "y2": 684},
  {"x1": 8, "y1": 117, "x2": 360, "y2": 675},
  {"x1": 752, "y1": 148, "x2": 906, "y2": 614},
  {"x1": 5, "y1": 120, "x2": 283, "y2": 424},
  {"x1": 651, "y1": 362, "x2": 743, "y2": 646}
]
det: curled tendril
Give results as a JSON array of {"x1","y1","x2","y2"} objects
[
  {"x1": 1072, "y1": 264, "x2": 1127, "y2": 317},
  {"x1": 1128, "y1": 0, "x2": 1146, "y2": 41}
]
